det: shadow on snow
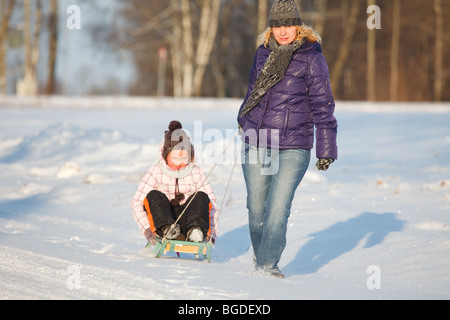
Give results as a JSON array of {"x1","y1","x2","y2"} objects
[{"x1": 284, "y1": 212, "x2": 405, "y2": 275}]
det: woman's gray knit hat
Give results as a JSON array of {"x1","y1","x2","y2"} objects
[{"x1": 269, "y1": 0, "x2": 303, "y2": 28}]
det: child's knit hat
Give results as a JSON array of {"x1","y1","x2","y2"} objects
[{"x1": 162, "y1": 121, "x2": 194, "y2": 162}]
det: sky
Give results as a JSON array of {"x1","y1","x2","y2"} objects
[
  {"x1": 5, "y1": 0, "x2": 135, "y2": 95},
  {"x1": 56, "y1": 0, "x2": 135, "y2": 95}
]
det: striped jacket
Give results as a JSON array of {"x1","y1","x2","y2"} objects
[{"x1": 131, "y1": 159, "x2": 219, "y2": 242}]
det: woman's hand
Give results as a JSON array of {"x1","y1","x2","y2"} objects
[{"x1": 316, "y1": 159, "x2": 335, "y2": 171}]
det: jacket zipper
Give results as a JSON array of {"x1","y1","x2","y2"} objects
[
  {"x1": 325, "y1": 78, "x2": 332, "y2": 105},
  {"x1": 257, "y1": 89, "x2": 272, "y2": 131},
  {"x1": 283, "y1": 108, "x2": 291, "y2": 137}
]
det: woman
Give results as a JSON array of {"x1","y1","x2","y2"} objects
[
  {"x1": 131, "y1": 121, "x2": 219, "y2": 245},
  {"x1": 238, "y1": 0, "x2": 338, "y2": 278}
]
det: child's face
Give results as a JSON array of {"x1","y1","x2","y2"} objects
[{"x1": 167, "y1": 149, "x2": 190, "y2": 170}]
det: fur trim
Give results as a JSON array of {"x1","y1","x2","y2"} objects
[{"x1": 269, "y1": 18, "x2": 303, "y2": 28}]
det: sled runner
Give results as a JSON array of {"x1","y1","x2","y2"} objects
[{"x1": 147, "y1": 238, "x2": 212, "y2": 263}]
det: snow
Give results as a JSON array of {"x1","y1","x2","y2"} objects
[{"x1": 0, "y1": 96, "x2": 450, "y2": 300}]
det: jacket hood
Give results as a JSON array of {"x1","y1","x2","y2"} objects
[{"x1": 264, "y1": 39, "x2": 322, "y2": 55}]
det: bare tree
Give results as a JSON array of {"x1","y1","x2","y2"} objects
[
  {"x1": 313, "y1": 0, "x2": 327, "y2": 36},
  {"x1": 366, "y1": 0, "x2": 376, "y2": 101},
  {"x1": 46, "y1": 0, "x2": 58, "y2": 94},
  {"x1": 179, "y1": 0, "x2": 194, "y2": 96},
  {"x1": 111, "y1": 0, "x2": 450, "y2": 101},
  {"x1": 177, "y1": 0, "x2": 220, "y2": 97},
  {"x1": 330, "y1": 0, "x2": 360, "y2": 95},
  {"x1": 31, "y1": 0, "x2": 41, "y2": 76},
  {"x1": 390, "y1": 0, "x2": 400, "y2": 101},
  {"x1": 256, "y1": 0, "x2": 268, "y2": 45},
  {"x1": 433, "y1": 0, "x2": 443, "y2": 102},
  {"x1": 0, "y1": 0, "x2": 15, "y2": 94},
  {"x1": 192, "y1": 0, "x2": 220, "y2": 96},
  {"x1": 170, "y1": 5, "x2": 183, "y2": 98},
  {"x1": 17, "y1": 0, "x2": 41, "y2": 96}
]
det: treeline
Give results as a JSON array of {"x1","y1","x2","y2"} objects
[
  {"x1": 1, "y1": 0, "x2": 449, "y2": 101},
  {"x1": 0, "y1": 0, "x2": 58, "y2": 95},
  {"x1": 114, "y1": 0, "x2": 449, "y2": 101}
]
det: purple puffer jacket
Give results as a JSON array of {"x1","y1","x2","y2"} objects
[{"x1": 238, "y1": 41, "x2": 338, "y2": 160}]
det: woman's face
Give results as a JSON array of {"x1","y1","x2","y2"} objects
[
  {"x1": 167, "y1": 149, "x2": 190, "y2": 170},
  {"x1": 272, "y1": 26, "x2": 297, "y2": 45}
]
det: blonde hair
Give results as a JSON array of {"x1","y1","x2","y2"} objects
[{"x1": 259, "y1": 25, "x2": 322, "y2": 47}]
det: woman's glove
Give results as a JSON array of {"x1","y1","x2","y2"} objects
[
  {"x1": 145, "y1": 229, "x2": 157, "y2": 246},
  {"x1": 316, "y1": 158, "x2": 335, "y2": 171}
]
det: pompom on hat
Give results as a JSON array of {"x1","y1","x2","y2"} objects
[
  {"x1": 162, "y1": 121, "x2": 194, "y2": 163},
  {"x1": 168, "y1": 120, "x2": 182, "y2": 132},
  {"x1": 269, "y1": 0, "x2": 303, "y2": 28}
]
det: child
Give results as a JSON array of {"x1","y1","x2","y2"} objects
[{"x1": 131, "y1": 121, "x2": 219, "y2": 245}]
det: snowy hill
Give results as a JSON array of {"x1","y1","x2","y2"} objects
[{"x1": 0, "y1": 97, "x2": 449, "y2": 300}]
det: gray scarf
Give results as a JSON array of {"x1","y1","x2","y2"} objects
[{"x1": 239, "y1": 36, "x2": 304, "y2": 117}]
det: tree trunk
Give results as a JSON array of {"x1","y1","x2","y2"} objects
[
  {"x1": 17, "y1": 0, "x2": 36, "y2": 95},
  {"x1": 330, "y1": 0, "x2": 359, "y2": 96},
  {"x1": 178, "y1": 0, "x2": 221, "y2": 97},
  {"x1": 390, "y1": 0, "x2": 400, "y2": 101},
  {"x1": 367, "y1": 0, "x2": 376, "y2": 101},
  {"x1": 17, "y1": 0, "x2": 40, "y2": 96},
  {"x1": 433, "y1": 0, "x2": 443, "y2": 102},
  {"x1": 46, "y1": 0, "x2": 58, "y2": 94},
  {"x1": 214, "y1": 0, "x2": 233, "y2": 98},
  {"x1": 171, "y1": 13, "x2": 183, "y2": 98},
  {"x1": 180, "y1": 0, "x2": 194, "y2": 97},
  {"x1": 193, "y1": 0, "x2": 220, "y2": 96},
  {"x1": 0, "y1": 0, "x2": 15, "y2": 94},
  {"x1": 31, "y1": 0, "x2": 41, "y2": 75},
  {"x1": 314, "y1": 0, "x2": 327, "y2": 36},
  {"x1": 23, "y1": 0, "x2": 32, "y2": 80},
  {"x1": 256, "y1": 0, "x2": 268, "y2": 45}
]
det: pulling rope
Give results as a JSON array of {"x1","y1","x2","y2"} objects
[
  {"x1": 161, "y1": 130, "x2": 241, "y2": 244},
  {"x1": 213, "y1": 139, "x2": 240, "y2": 245}
]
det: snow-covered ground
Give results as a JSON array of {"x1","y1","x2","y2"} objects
[{"x1": 0, "y1": 96, "x2": 449, "y2": 300}]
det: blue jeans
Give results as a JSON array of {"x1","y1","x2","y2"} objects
[{"x1": 241, "y1": 143, "x2": 310, "y2": 272}]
